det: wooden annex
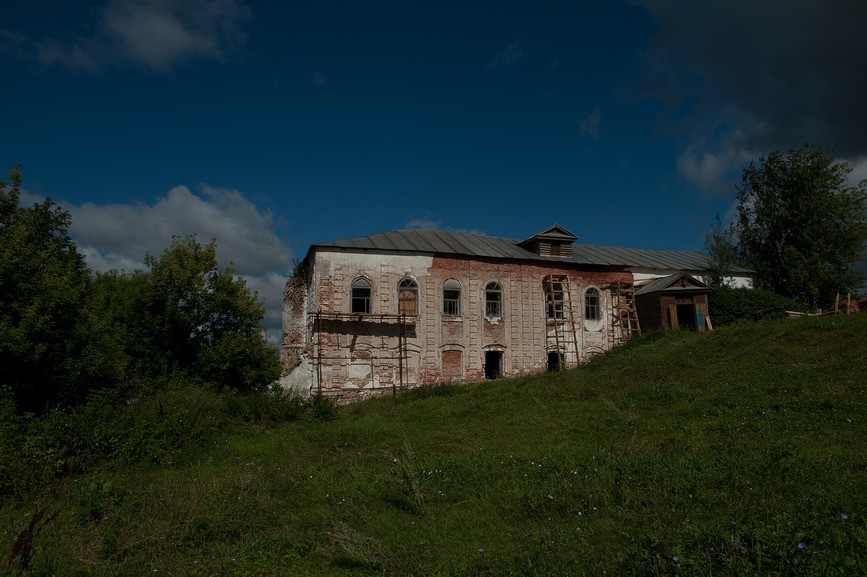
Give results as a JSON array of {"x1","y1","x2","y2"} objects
[{"x1": 634, "y1": 272, "x2": 711, "y2": 332}]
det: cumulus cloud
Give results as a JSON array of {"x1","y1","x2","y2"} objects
[
  {"x1": 21, "y1": 184, "x2": 292, "y2": 342},
  {"x1": 634, "y1": 0, "x2": 867, "y2": 191},
  {"x1": 403, "y1": 216, "x2": 485, "y2": 236},
  {"x1": 4, "y1": 0, "x2": 251, "y2": 72},
  {"x1": 404, "y1": 216, "x2": 442, "y2": 230},
  {"x1": 67, "y1": 184, "x2": 290, "y2": 275}
]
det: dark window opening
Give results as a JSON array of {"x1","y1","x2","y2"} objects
[
  {"x1": 585, "y1": 287, "x2": 601, "y2": 320},
  {"x1": 545, "y1": 282, "x2": 565, "y2": 319},
  {"x1": 351, "y1": 277, "x2": 371, "y2": 313},
  {"x1": 443, "y1": 279, "x2": 462, "y2": 316},
  {"x1": 485, "y1": 281, "x2": 502, "y2": 318}
]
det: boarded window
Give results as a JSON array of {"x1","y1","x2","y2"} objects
[{"x1": 398, "y1": 278, "x2": 418, "y2": 315}]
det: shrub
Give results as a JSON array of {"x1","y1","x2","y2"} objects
[
  {"x1": 221, "y1": 386, "x2": 307, "y2": 425},
  {"x1": 709, "y1": 285, "x2": 807, "y2": 325}
]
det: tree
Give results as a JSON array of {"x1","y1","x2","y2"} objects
[
  {"x1": 703, "y1": 214, "x2": 740, "y2": 287},
  {"x1": 138, "y1": 236, "x2": 280, "y2": 391},
  {"x1": 734, "y1": 145, "x2": 867, "y2": 309},
  {"x1": 0, "y1": 167, "x2": 92, "y2": 411}
]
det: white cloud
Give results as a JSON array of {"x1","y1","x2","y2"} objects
[
  {"x1": 404, "y1": 216, "x2": 442, "y2": 230},
  {"x1": 676, "y1": 149, "x2": 730, "y2": 192},
  {"x1": 403, "y1": 216, "x2": 485, "y2": 236},
  {"x1": 12, "y1": 0, "x2": 251, "y2": 72},
  {"x1": 67, "y1": 184, "x2": 290, "y2": 274},
  {"x1": 674, "y1": 133, "x2": 756, "y2": 196},
  {"x1": 38, "y1": 184, "x2": 293, "y2": 343}
]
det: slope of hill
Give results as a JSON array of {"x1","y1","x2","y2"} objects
[{"x1": 3, "y1": 315, "x2": 865, "y2": 576}]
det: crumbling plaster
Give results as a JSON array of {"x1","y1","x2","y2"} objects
[{"x1": 282, "y1": 248, "x2": 633, "y2": 401}]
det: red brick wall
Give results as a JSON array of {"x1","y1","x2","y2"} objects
[{"x1": 286, "y1": 250, "x2": 633, "y2": 400}]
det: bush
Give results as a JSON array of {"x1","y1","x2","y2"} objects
[
  {"x1": 221, "y1": 386, "x2": 307, "y2": 424},
  {"x1": 0, "y1": 385, "x2": 316, "y2": 499},
  {"x1": 709, "y1": 285, "x2": 807, "y2": 326}
]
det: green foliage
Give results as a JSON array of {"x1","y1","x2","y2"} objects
[
  {"x1": 291, "y1": 257, "x2": 307, "y2": 281},
  {"x1": 709, "y1": 285, "x2": 807, "y2": 325},
  {"x1": 220, "y1": 386, "x2": 308, "y2": 424},
  {"x1": 2, "y1": 315, "x2": 864, "y2": 575},
  {"x1": 84, "y1": 236, "x2": 281, "y2": 395},
  {"x1": 1, "y1": 166, "x2": 280, "y2": 413},
  {"x1": 139, "y1": 236, "x2": 281, "y2": 392},
  {"x1": 703, "y1": 213, "x2": 741, "y2": 287},
  {"x1": 0, "y1": 385, "x2": 314, "y2": 499},
  {"x1": 309, "y1": 393, "x2": 339, "y2": 421},
  {"x1": 735, "y1": 145, "x2": 867, "y2": 308},
  {"x1": 0, "y1": 166, "x2": 93, "y2": 411}
]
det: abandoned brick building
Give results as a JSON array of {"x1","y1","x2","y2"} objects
[{"x1": 281, "y1": 225, "x2": 752, "y2": 400}]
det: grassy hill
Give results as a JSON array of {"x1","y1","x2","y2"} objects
[{"x1": 2, "y1": 315, "x2": 865, "y2": 576}]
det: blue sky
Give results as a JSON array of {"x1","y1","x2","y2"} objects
[{"x1": 3, "y1": 0, "x2": 866, "y2": 338}]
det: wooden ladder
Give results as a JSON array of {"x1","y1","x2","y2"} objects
[
  {"x1": 544, "y1": 275, "x2": 580, "y2": 369},
  {"x1": 610, "y1": 281, "x2": 641, "y2": 346}
]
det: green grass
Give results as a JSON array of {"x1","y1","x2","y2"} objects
[{"x1": 2, "y1": 315, "x2": 866, "y2": 576}]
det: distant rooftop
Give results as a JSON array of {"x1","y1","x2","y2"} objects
[{"x1": 311, "y1": 228, "x2": 753, "y2": 274}]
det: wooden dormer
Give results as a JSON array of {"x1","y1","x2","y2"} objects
[{"x1": 518, "y1": 224, "x2": 578, "y2": 258}]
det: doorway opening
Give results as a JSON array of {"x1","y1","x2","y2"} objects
[
  {"x1": 484, "y1": 351, "x2": 503, "y2": 379},
  {"x1": 676, "y1": 303, "x2": 698, "y2": 331},
  {"x1": 547, "y1": 351, "x2": 562, "y2": 372}
]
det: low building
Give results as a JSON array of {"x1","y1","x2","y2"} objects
[
  {"x1": 281, "y1": 225, "x2": 751, "y2": 400},
  {"x1": 634, "y1": 272, "x2": 711, "y2": 331}
]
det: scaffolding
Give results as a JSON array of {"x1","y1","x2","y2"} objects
[
  {"x1": 543, "y1": 275, "x2": 580, "y2": 370},
  {"x1": 312, "y1": 310, "x2": 413, "y2": 398},
  {"x1": 608, "y1": 281, "x2": 641, "y2": 348}
]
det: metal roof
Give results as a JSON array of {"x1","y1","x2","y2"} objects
[
  {"x1": 311, "y1": 229, "x2": 753, "y2": 273},
  {"x1": 635, "y1": 272, "x2": 710, "y2": 296}
]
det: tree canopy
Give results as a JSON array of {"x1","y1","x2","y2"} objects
[
  {"x1": 734, "y1": 145, "x2": 867, "y2": 309},
  {"x1": 138, "y1": 236, "x2": 280, "y2": 391},
  {"x1": 1, "y1": 166, "x2": 92, "y2": 410},
  {"x1": 1, "y1": 167, "x2": 280, "y2": 413}
]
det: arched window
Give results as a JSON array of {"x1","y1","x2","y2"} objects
[
  {"x1": 585, "y1": 287, "x2": 601, "y2": 320},
  {"x1": 485, "y1": 281, "x2": 502, "y2": 318},
  {"x1": 351, "y1": 277, "x2": 371, "y2": 313},
  {"x1": 398, "y1": 278, "x2": 418, "y2": 316},
  {"x1": 442, "y1": 279, "x2": 461, "y2": 316}
]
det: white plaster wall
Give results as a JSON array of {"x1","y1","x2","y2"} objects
[
  {"x1": 315, "y1": 251, "x2": 434, "y2": 278},
  {"x1": 279, "y1": 358, "x2": 314, "y2": 397}
]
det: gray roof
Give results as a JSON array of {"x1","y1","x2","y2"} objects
[
  {"x1": 312, "y1": 229, "x2": 753, "y2": 274},
  {"x1": 635, "y1": 272, "x2": 710, "y2": 296}
]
